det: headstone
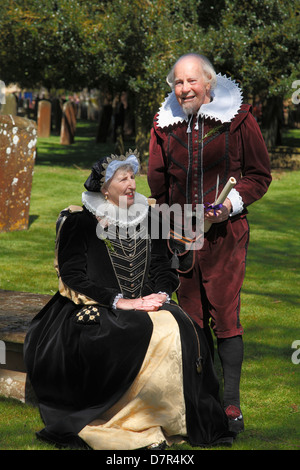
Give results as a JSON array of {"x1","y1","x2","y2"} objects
[
  {"x1": 0, "y1": 115, "x2": 37, "y2": 232},
  {"x1": 37, "y1": 99, "x2": 51, "y2": 138},
  {"x1": 51, "y1": 97, "x2": 62, "y2": 135},
  {"x1": 0, "y1": 93, "x2": 17, "y2": 116},
  {"x1": 60, "y1": 101, "x2": 76, "y2": 145}
]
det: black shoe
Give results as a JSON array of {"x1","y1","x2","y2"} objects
[
  {"x1": 225, "y1": 405, "x2": 244, "y2": 436},
  {"x1": 146, "y1": 441, "x2": 167, "y2": 450}
]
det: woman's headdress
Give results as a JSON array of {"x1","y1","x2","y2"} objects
[{"x1": 84, "y1": 149, "x2": 140, "y2": 192}]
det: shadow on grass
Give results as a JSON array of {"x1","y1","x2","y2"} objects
[
  {"x1": 28, "y1": 215, "x2": 39, "y2": 227},
  {"x1": 35, "y1": 120, "x2": 136, "y2": 170},
  {"x1": 243, "y1": 285, "x2": 300, "y2": 308},
  {"x1": 243, "y1": 327, "x2": 299, "y2": 362},
  {"x1": 245, "y1": 194, "x2": 300, "y2": 298}
]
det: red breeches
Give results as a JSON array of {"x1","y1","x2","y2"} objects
[{"x1": 177, "y1": 216, "x2": 249, "y2": 338}]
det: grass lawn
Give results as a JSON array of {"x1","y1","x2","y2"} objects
[{"x1": 0, "y1": 121, "x2": 299, "y2": 450}]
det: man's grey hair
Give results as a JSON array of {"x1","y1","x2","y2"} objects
[{"x1": 166, "y1": 53, "x2": 217, "y2": 90}]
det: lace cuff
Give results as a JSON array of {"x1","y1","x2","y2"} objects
[
  {"x1": 112, "y1": 293, "x2": 123, "y2": 309},
  {"x1": 158, "y1": 291, "x2": 171, "y2": 303},
  {"x1": 227, "y1": 188, "x2": 244, "y2": 217}
]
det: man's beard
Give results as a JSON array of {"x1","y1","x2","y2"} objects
[{"x1": 182, "y1": 100, "x2": 200, "y2": 116}]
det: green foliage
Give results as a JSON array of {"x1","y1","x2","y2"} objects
[
  {"x1": 0, "y1": 0, "x2": 94, "y2": 89},
  {"x1": 1, "y1": 0, "x2": 298, "y2": 100},
  {"x1": 0, "y1": 1, "x2": 299, "y2": 152},
  {"x1": 88, "y1": 0, "x2": 299, "y2": 151},
  {"x1": 204, "y1": 0, "x2": 300, "y2": 98}
]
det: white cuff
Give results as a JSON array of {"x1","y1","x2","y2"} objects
[
  {"x1": 112, "y1": 293, "x2": 123, "y2": 309},
  {"x1": 227, "y1": 188, "x2": 244, "y2": 216},
  {"x1": 158, "y1": 291, "x2": 170, "y2": 303}
]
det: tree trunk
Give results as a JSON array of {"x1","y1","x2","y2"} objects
[
  {"x1": 133, "y1": 93, "x2": 162, "y2": 170},
  {"x1": 262, "y1": 96, "x2": 284, "y2": 148},
  {"x1": 134, "y1": 117, "x2": 150, "y2": 169}
]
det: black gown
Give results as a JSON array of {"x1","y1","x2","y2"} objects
[{"x1": 24, "y1": 203, "x2": 231, "y2": 449}]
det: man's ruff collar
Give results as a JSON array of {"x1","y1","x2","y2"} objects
[
  {"x1": 156, "y1": 73, "x2": 243, "y2": 129},
  {"x1": 82, "y1": 191, "x2": 149, "y2": 228}
]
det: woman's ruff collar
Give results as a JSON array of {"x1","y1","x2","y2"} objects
[{"x1": 82, "y1": 191, "x2": 149, "y2": 229}]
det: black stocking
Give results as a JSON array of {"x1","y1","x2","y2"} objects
[{"x1": 217, "y1": 335, "x2": 244, "y2": 409}]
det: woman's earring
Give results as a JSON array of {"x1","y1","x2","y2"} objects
[{"x1": 105, "y1": 194, "x2": 108, "y2": 200}]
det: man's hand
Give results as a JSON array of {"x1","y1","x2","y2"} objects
[{"x1": 204, "y1": 198, "x2": 232, "y2": 223}]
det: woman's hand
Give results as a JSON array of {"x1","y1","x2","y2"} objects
[
  {"x1": 116, "y1": 293, "x2": 167, "y2": 311},
  {"x1": 204, "y1": 198, "x2": 232, "y2": 224}
]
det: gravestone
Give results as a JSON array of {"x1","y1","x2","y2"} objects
[
  {"x1": 0, "y1": 93, "x2": 17, "y2": 116},
  {"x1": 60, "y1": 101, "x2": 76, "y2": 145},
  {"x1": 0, "y1": 289, "x2": 51, "y2": 403},
  {"x1": 0, "y1": 115, "x2": 37, "y2": 232},
  {"x1": 51, "y1": 97, "x2": 62, "y2": 135},
  {"x1": 37, "y1": 99, "x2": 51, "y2": 138}
]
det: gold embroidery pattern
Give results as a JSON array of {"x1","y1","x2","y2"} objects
[{"x1": 75, "y1": 305, "x2": 101, "y2": 324}]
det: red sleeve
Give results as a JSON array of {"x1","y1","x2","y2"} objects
[
  {"x1": 233, "y1": 110, "x2": 272, "y2": 207},
  {"x1": 148, "y1": 124, "x2": 169, "y2": 205}
]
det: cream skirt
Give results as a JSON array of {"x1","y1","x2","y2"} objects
[{"x1": 78, "y1": 309, "x2": 187, "y2": 450}]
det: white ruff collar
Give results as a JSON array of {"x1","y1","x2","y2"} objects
[
  {"x1": 156, "y1": 73, "x2": 243, "y2": 128},
  {"x1": 82, "y1": 191, "x2": 149, "y2": 228}
]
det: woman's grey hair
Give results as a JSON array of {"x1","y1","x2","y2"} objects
[
  {"x1": 166, "y1": 53, "x2": 217, "y2": 90},
  {"x1": 101, "y1": 163, "x2": 135, "y2": 191}
]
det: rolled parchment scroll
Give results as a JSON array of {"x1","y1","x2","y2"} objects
[{"x1": 204, "y1": 176, "x2": 237, "y2": 233}]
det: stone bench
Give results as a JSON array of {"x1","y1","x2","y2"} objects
[{"x1": 0, "y1": 289, "x2": 51, "y2": 404}]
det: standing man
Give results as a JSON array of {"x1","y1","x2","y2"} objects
[{"x1": 148, "y1": 53, "x2": 272, "y2": 436}]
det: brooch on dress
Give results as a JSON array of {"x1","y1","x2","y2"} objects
[{"x1": 75, "y1": 305, "x2": 101, "y2": 324}]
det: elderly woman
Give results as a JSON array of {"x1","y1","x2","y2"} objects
[{"x1": 24, "y1": 150, "x2": 232, "y2": 450}]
